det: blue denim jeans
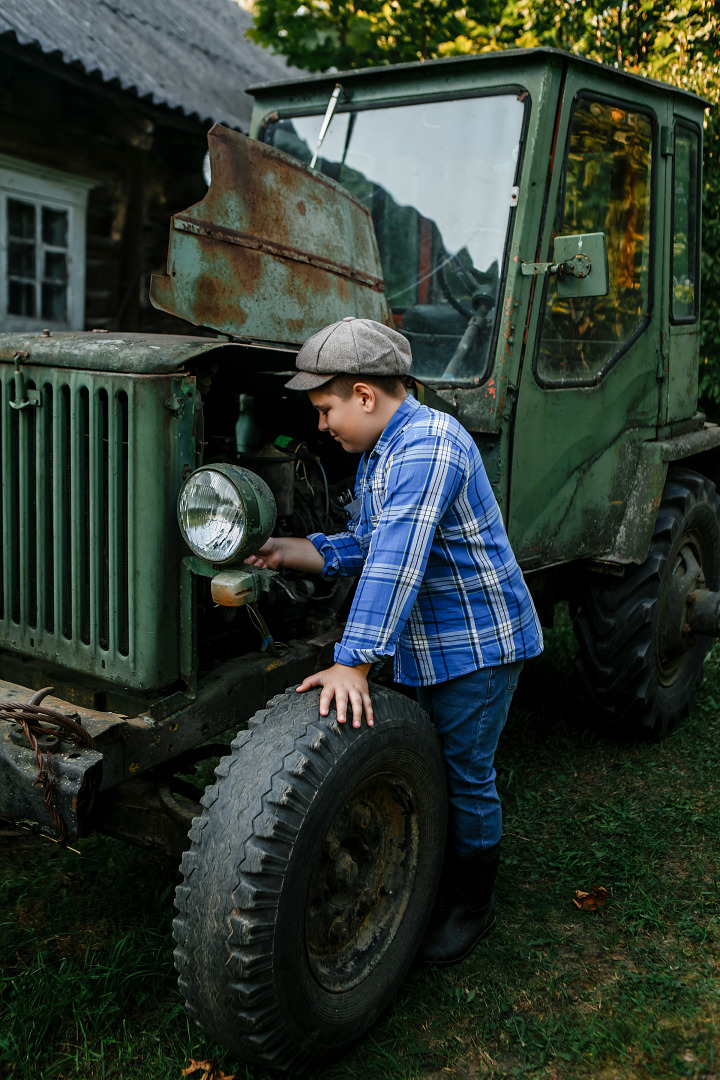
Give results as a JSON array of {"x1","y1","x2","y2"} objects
[{"x1": 416, "y1": 660, "x2": 523, "y2": 855}]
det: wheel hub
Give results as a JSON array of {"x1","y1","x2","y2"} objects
[
  {"x1": 657, "y1": 536, "x2": 705, "y2": 685},
  {"x1": 305, "y1": 777, "x2": 418, "y2": 992}
]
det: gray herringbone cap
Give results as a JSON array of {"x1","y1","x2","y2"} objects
[{"x1": 285, "y1": 316, "x2": 412, "y2": 391}]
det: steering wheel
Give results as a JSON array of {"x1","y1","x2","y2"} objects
[
  {"x1": 435, "y1": 253, "x2": 499, "y2": 378},
  {"x1": 435, "y1": 251, "x2": 497, "y2": 321}
]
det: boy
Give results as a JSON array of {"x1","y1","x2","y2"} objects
[{"x1": 246, "y1": 315, "x2": 543, "y2": 966}]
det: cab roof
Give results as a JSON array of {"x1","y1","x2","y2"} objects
[{"x1": 249, "y1": 46, "x2": 708, "y2": 109}]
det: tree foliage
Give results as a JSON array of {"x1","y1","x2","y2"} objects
[
  {"x1": 248, "y1": 0, "x2": 504, "y2": 72},
  {"x1": 249, "y1": 0, "x2": 718, "y2": 73},
  {"x1": 249, "y1": 0, "x2": 720, "y2": 413}
]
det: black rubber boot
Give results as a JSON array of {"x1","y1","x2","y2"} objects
[{"x1": 417, "y1": 842, "x2": 500, "y2": 966}]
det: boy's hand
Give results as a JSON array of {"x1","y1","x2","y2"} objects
[
  {"x1": 244, "y1": 537, "x2": 284, "y2": 570},
  {"x1": 297, "y1": 663, "x2": 374, "y2": 728},
  {"x1": 245, "y1": 537, "x2": 324, "y2": 573}
]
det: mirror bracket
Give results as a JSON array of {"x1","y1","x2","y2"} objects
[{"x1": 521, "y1": 232, "x2": 609, "y2": 297}]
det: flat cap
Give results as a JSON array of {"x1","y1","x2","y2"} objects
[{"x1": 285, "y1": 316, "x2": 412, "y2": 391}]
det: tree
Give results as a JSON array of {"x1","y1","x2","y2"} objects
[{"x1": 248, "y1": 0, "x2": 504, "y2": 72}]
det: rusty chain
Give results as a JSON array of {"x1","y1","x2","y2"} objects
[{"x1": 0, "y1": 687, "x2": 97, "y2": 845}]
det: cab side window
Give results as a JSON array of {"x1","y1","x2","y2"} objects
[
  {"x1": 536, "y1": 98, "x2": 654, "y2": 385},
  {"x1": 671, "y1": 125, "x2": 700, "y2": 322}
]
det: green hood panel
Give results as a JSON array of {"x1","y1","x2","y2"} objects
[
  {"x1": 0, "y1": 332, "x2": 299, "y2": 375},
  {"x1": 150, "y1": 125, "x2": 391, "y2": 343},
  {"x1": 0, "y1": 332, "x2": 229, "y2": 375}
]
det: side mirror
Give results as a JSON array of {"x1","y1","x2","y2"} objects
[
  {"x1": 554, "y1": 232, "x2": 609, "y2": 298},
  {"x1": 521, "y1": 232, "x2": 609, "y2": 298}
]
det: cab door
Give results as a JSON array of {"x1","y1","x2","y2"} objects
[{"x1": 508, "y1": 77, "x2": 663, "y2": 568}]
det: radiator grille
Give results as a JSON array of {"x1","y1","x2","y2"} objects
[{"x1": 1, "y1": 366, "x2": 131, "y2": 668}]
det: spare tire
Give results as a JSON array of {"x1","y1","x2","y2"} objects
[{"x1": 173, "y1": 683, "x2": 446, "y2": 1072}]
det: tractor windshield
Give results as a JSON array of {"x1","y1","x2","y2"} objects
[{"x1": 262, "y1": 94, "x2": 525, "y2": 384}]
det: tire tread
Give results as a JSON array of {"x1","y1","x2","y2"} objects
[
  {"x1": 172, "y1": 684, "x2": 443, "y2": 1071},
  {"x1": 575, "y1": 467, "x2": 720, "y2": 735}
]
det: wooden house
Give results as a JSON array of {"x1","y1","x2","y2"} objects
[{"x1": 0, "y1": 0, "x2": 297, "y2": 333}]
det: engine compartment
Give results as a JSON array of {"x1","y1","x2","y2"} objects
[{"x1": 189, "y1": 350, "x2": 361, "y2": 676}]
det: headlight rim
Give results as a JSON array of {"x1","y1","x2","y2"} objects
[{"x1": 177, "y1": 463, "x2": 277, "y2": 565}]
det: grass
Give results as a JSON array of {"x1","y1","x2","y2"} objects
[{"x1": 2, "y1": 617, "x2": 720, "y2": 1080}]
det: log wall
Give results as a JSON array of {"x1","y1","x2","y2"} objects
[{"x1": 0, "y1": 39, "x2": 215, "y2": 334}]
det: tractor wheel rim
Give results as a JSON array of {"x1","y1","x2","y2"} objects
[
  {"x1": 305, "y1": 775, "x2": 419, "y2": 992},
  {"x1": 657, "y1": 531, "x2": 706, "y2": 686}
]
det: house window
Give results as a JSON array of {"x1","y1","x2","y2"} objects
[{"x1": 0, "y1": 155, "x2": 95, "y2": 331}]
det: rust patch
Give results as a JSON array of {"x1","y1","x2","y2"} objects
[
  {"x1": 194, "y1": 273, "x2": 245, "y2": 331},
  {"x1": 201, "y1": 126, "x2": 376, "y2": 243},
  {"x1": 174, "y1": 215, "x2": 385, "y2": 292},
  {"x1": 151, "y1": 123, "x2": 390, "y2": 338}
]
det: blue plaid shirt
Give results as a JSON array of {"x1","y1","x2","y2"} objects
[{"x1": 308, "y1": 395, "x2": 543, "y2": 686}]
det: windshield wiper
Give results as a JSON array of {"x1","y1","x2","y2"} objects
[{"x1": 310, "y1": 82, "x2": 343, "y2": 169}]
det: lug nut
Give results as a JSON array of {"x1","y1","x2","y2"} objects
[
  {"x1": 329, "y1": 916, "x2": 347, "y2": 941},
  {"x1": 333, "y1": 852, "x2": 359, "y2": 887}
]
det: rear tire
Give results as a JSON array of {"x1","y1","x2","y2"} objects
[
  {"x1": 575, "y1": 467, "x2": 720, "y2": 737},
  {"x1": 173, "y1": 684, "x2": 446, "y2": 1072}
]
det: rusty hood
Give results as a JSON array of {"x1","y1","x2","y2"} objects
[{"x1": 150, "y1": 124, "x2": 391, "y2": 345}]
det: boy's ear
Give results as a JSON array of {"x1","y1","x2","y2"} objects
[{"x1": 353, "y1": 381, "x2": 376, "y2": 410}]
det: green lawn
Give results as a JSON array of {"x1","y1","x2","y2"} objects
[{"x1": 2, "y1": 628, "x2": 719, "y2": 1080}]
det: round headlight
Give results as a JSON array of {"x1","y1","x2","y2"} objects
[{"x1": 177, "y1": 464, "x2": 277, "y2": 564}]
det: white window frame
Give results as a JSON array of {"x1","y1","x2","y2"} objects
[{"x1": 0, "y1": 154, "x2": 95, "y2": 331}]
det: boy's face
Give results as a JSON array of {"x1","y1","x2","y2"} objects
[{"x1": 307, "y1": 385, "x2": 382, "y2": 454}]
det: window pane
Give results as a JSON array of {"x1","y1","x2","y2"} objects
[
  {"x1": 537, "y1": 99, "x2": 653, "y2": 382},
  {"x1": 8, "y1": 239, "x2": 35, "y2": 278},
  {"x1": 263, "y1": 95, "x2": 525, "y2": 382},
  {"x1": 8, "y1": 198, "x2": 36, "y2": 239},
  {"x1": 8, "y1": 279, "x2": 35, "y2": 316},
  {"x1": 41, "y1": 282, "x2": 67, "y2": 321},
  {"x1": 44, "y1": 250, "x2": 67, "y2": 282},
  {"x1": 42, "y1": 207, "x2": 68, "y2": 247},
  {"x1": 672, "y1": 127, "x2": 699, "y2": 320}
]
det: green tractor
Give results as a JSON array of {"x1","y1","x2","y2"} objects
[{"x1": 1, "y1": 47, "x2": 717, "y2": 1071}]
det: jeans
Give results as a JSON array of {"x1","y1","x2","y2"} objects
[{"x1": 416, "y1": 660, "x2": 523, "y2": 855}]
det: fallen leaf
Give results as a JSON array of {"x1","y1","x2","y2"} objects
[
  {"x1": 572, "y1": 884, "x2": 607, "y2": 911},
  {"x1": 181, "y1": 1059, "x2": 234, "y2": 1080}
]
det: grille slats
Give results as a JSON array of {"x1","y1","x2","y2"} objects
[
  {"x1": 106, "y1": 389, "x2": 131, "y2": 658},
  {"x1": 17, "y1": 387, "x2": 32, "y2": 628},
  {"x1": 1, "y1": 366, "x2": 132, "y2": 672},
  {"x1": 40, "y1": 382, "x2": 54, "y2": 635},
  {"x1": 59, "y1": 385, "x2": 71, "y2": 640},
  {"x1": 116, "y1": 391, "x2": 130, "y2": 658},
  {"x1": 76, "y1": 387, "x2": 90, "y2": 645},
  {"x1": 35, "y1": 382, "x2": 49, "y2": 634},
  {"x1": 8, "y1": 404, "x2": 20, "y2": 625},
  {"x1": 94, "y1": 389, "x2": 109, "y2": 653},
  {"x1": 0, "y1": 379, "x2": 3, "y2": 622}
]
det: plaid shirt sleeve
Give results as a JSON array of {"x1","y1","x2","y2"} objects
[
  {"x1": 333, "y1": 432, "x2": 465, "y2": 667},
  {"x1": 306, "y1": 530, "x2": 365, "y2": 576}
]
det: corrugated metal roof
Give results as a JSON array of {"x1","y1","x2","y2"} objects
[{"x1": 0, "y1": 0, "x2": 299, "y2": 130}]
